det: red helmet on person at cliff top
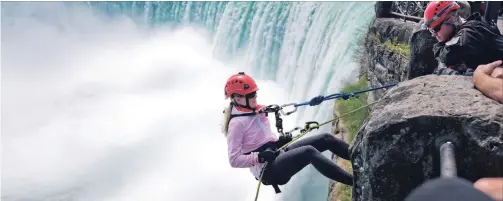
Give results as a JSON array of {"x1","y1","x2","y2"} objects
[
  {"x1": 423, "y1": 1, "x2": 460, "y2": 30},
  {"x1": 224, "y1": 72, "x2": 258, "y2": 99}
]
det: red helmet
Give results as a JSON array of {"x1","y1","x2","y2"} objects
[
  {"x1": 423, "y1": 1, "x2": 460, "y2": 32},
  {"x1": 224, "y1": 72, "x2": 258, "y2": 99}
]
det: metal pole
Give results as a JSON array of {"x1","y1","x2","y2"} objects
[
  {"x1": 439, "y1": 141, "x2": 457, "y2": 178},
  {"x1": 389, "y1": 12, "x2": 422, "y2": 22}
]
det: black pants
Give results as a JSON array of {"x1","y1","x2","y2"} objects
[
  {"x1": 262, "y1": 133, "x2": 353, "y2": 186},
  {"x1": 405, "y1": 177, "x2": 495, "y2": 201}
]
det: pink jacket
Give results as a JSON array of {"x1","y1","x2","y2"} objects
[{"x1": 226, "y1": 106, "x2": 278, "y2": 168}]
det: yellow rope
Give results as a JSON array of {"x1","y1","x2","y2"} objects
[{"x1": 253, "y1": 100, "x2": 379, "y2": 201}]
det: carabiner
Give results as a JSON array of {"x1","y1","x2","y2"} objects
[
  {"x1": 304, "y1": 121, "x2": 320, "y2": 132},
  {"x1": 284, "y1": 126, "x2": 302, "y2": 137},
  {"x1": 280, "y1": 103, "x2": 298, "y2": 116},
  {"x1": 262, "y1": 104, "x2": 281, "y2": 113}
]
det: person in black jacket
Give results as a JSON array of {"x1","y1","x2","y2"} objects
[{"x1": 423, "y1": 1, "x2": 503, "y2": 76}]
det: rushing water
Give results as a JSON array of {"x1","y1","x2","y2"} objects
[{"x1": 2, "y1": 2, "x2": 375, "y2": 201}]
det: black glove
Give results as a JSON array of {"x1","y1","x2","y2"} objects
[
  {"x1": 258, "y1": 149, "x2": 279, "y2": 163},
  {"x1": 276, "y1": 134, "x2": 293, "y2": 148}
]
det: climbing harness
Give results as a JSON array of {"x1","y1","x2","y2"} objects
[
  {"x1": 229, "y1": 104, "x2": 286, "y2": 135},
  {"x1": 253, "y1": 100, "x2": 379, "y2": 201},
  {"x1": 249, "y1": 82, "x2": 398, "y2": 201}
]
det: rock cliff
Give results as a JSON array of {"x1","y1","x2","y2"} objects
[
  {"x1": 350, "y1": 75, "x2": 503, "y2": 201},
  {"x1": 329, "y1": 1, "x2": 503, "y2": 201}
]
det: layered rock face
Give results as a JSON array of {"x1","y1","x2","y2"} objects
[
  {"x1": 350, "y1": 75, "x2": 503, "y2": 201},
  {"x1": 364, "y1": 18, "x2": 415, "y2": 100}
]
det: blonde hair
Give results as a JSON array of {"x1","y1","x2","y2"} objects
[{"x1": 221, "y1": 102, "x2": 233, "y2": 136}]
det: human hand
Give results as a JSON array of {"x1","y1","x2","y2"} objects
[
  {"x1": 491, "y1": 67, "x2": 503, "y2": 79},
  {"x1": 475, "y1": 60, "x2": 502, "y2": 76},
  {"x1": 474, "y1": 177, "x2": 503, "y2": 201},
  {"x1": 277, "y1": 134, "x2": 293, "y2": 148},
  {"x1": 473, "y1": 61, "x2": 502, "y2": 85},
  {"x1": 258, "y1": 149, "x2": 279, "y2": 163},
  {"x1": 279, "y1": 134, "x2": 292, "y2": 142}
]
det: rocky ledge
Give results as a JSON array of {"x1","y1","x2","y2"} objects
[{"x1": 350, "y1": 75, "x2": 503, "y2": 201}]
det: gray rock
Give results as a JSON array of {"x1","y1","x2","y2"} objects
[
  {"x1": 369, "y1": 18, "x2": 416, "y2": 44},
  {"x1": 350, "y1": 75, "x2": 503, "y2": 201},
  {"x1": 407, "y1": 29, "x2": 438, "y2": 79},
  {"x1": 375, "y1": 2, "x2": 392, "y2": 18},
  {"x1": 363, "y1": 17, "x2": 415, "y2": 101}
]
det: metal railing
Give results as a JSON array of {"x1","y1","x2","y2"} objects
[{"x1": 389, "y1": 1, "x2": 428, "y2": 22}]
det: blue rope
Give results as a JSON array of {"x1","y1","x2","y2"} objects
[{"x1": 294, "y1": 82, "x2": 399, "y2": 107}]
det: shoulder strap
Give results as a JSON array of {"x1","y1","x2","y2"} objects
[
  {"x1": 228, "y1": 104, "x2": 265, "y2": 121},
  {"x1": 229, "y1": 112, "x2": 257, "y2": 121}
]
